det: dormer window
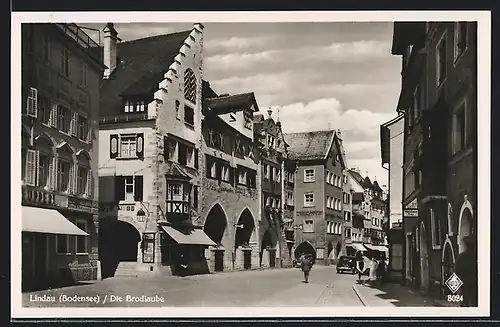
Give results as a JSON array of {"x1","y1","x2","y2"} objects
[{"x1": 124, "y1": 100, "x2": 146, "y2": 113}]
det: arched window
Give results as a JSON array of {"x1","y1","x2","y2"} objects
[
  {"x1": 55, "y1": 142, "x2": 74, "y2": 193},
  {"x1": 76, "y1": 150, "x2": 92, "y2": 197},
  {"x1": 25, "y1": 134, "x2": 55, "y2": 188},
  {"x1": 183, "y1": 68, "x2": 197, "y2": 104}
]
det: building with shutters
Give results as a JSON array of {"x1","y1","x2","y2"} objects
[
  {"x1": 391, "y1": 22, "x2": 477, "y2": 301},
  {"x1": 97, "y1": 23, "x2": 213, "y2": 278},
  {"x1": 284, "y1": 129, "x2": 347, "y2": 265},
  {"x1": 199, "y1": 88, "x2": 261, "y2": 273},
  {"x1": 253, "y1": 110, "x2": 292, "y2": 268},
  {"x1": 21, "y1": 23, "x2": 105, "y2": 291}
]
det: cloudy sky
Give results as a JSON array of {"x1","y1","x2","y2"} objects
[{"x1": 83, "y1": 22, "x2": 401, "y2": 187}]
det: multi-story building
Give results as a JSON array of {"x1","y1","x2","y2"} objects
[
  {"x1": 253, "y1": 110, "x2": 290, "y2": 268},
  {"x1": 200, "y1": 90, "x2": 261, "y2": 272},
  {"x1": 21, "y1": 23, "x2": 104, "y2": 290},
  {"x1": 380, "y1": 114, "x2": 405, "y2": 280},
  {"x1": 392, "y1": 21, "x2": 477, "y2": 301},
  {"x1": 282, "y1": 155, "x2": 297, "y2": 265},
  {"x1": 347, "y1": 169, "x2": 389, "y2": 256},
  {"x1": 341, "y1": 159, "x2": 354, "y2": 256},
  {"x1": 285, "y1": 130, "x2": 346, "y2": 265},
  {"x1": 97, "y1": 23, "x2": 214, "y2": 278}
]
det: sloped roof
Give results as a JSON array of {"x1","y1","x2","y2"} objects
[
  {"x1": 165, "y1": 162, "x2": 194, "y2": 180},
  {"x1": 205, "y1": 93, "x2": 259, "y2": 114},
  {"x1": 363, "y1": 176, "x2": 373, "y2": 189},
  {"x1": 284, "y1": 130, "x2": 335, "y2": 160},
  {"x1": 348, "y1": 169, "x2": 364, "y2": 186},
  {"x1": 372, "y1": 180, "x2": 383, "y2": 192},
  {"x1": 99, "y1": 30, "x2": 192, "y2": 118}
]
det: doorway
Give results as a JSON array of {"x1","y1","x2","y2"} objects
[
  {"x1": 214, "y1": 250, "x2": 224, "y2": 272},
  {"x1": 243, "y1": 250, "x2": 251, "y2": 270},
  {"x1": 269, "y1": 250, "x2": 276, "y2": 268}
]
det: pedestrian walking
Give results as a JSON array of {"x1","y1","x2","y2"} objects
[
  {"x1": 376, "y1": 253, "x2": 386, "y2": 285},
  {"x1": 355, "y1": 250, "x2": 365, "y2": 282},
  {"x1": 369, "y1": 255, "x2": 378, "y2": 285},
  {"x1": 301, "y1": 254, "x2": 313, "y2": 283},
  {"x1": 455, "y1": 235, "x2": 478, "y2": 307}
]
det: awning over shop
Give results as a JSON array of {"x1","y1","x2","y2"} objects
[
  {"x1": 22, "y1": 206, "x2": 88, "y2": 236},
  {"x1": 347, "y1": 243, "x2": 367, "y2": 252},
  {"x1": 161, "y1": 225, "x2": 216, "y2": 246},
  {"x1": 364, "y1": 244, "x2": 389, "y2": 253}
]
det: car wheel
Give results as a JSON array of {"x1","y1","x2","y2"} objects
[{"x1": 336, "y1": 270, "x2": 340, "y2": 274}]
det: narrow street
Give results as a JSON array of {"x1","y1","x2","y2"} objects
[{"x1": 23, "y1": 266, "x2": 363, "y2": 307}]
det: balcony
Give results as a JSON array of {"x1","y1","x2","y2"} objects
[
  {"x1": 99, "y1": 113, "x2": 155, "y2": 125},
  {"x1": 22, "y1": 185, "x2": 98, "y2": 214},
  {"x1": 54, "y1": 23, "x2": 101, "y2": 63}
]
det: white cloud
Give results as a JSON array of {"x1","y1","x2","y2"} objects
[
  {"x1": 205, "y1": 36, "x2": 275, "y2": 52},
  {"x1": 205, "y1": 40, "x2": 391, "y2": 72}
]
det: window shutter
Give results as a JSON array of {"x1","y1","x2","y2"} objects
[
  {"x1": 134, "y1": 176, "x2": 144, "y2": 201},
  {"x1": 48, "y1": 157, "x2": 56, "y2": 190},
  {"x1": 50, "y1": 103, "x2": 58, "y2": 127},
  {"x1": 68, "y1": 164, "x2": 74, "y2": 194},
  {"x1": 73, "y1": 164, "x2": 79, "y2": 194},
  {"x1": 25, "y1": 149, "x2": 36, "y2": 186},
  {"x1": 71, "y1": 112, "x2": 78, "y2": 136},
  {"x1": 136, "y1": 133, "x2": 144, "y2": 159},
  {"x1": 164, "y1": 136, "x2": 169, "y2": 160},
  {"x1": 194, "y1": 148, "x2": 199, "y2": 169},
  {"x1": 110, "y1": 134, "x2": 119, "y2": 159},
  {"x1": 86, "y1": 169, "x2": 93, "y2": 198},
  {"x1": 114, "y1": 176, "x2": 125, "y2": 201},
  {"x1": 27, "y1": 87, "x2": 38, "y2": 117}
]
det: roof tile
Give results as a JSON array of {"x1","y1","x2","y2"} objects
[{"x1": 284, "y1": 130, "x2": 335, "y2": 160}]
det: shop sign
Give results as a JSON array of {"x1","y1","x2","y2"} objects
[
  {"x1": 404, "y1": 209, "x2": 419, "y2": 217},
  {"x1": 405, "y1": 198, "x2": 418, "y2": 209},
  {"x1": 67, "y1": 197, "x2": 98, "y2": 214}
]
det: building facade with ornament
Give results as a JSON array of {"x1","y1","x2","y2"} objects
[
  {"x1": 97, "y1": 23, "x2": 212, "y2": 278},
  {"x1": 391, "y1": 21, "x2": 477, "y2": 302},
  {"x1": 21, "y1": 23, "x2": 104, "y2": 291}
]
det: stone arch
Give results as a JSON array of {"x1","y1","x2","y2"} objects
[
  {"x1": 235, "y1": 208, "x2": 256, "y2": 248},
  {"x1": 56, "y1": 141, "x2": 74, "y2": 154},
  {"x1": 236, "y1": 206, "x2": 258, "y2": 229},
  {"x1": 327, "y1": 242, "x2": 334, "y2": 262},
  {"x1": 419, "y1": 220, "x2": 430, "y2": 290},
  {"x1": 203, "y1": 203, "x2": 229, "y2": 245},
  {"x1": 294, "y1": 241, "x2": 316, "y2": 261},
  {"x1": 442, "y1": 237, "x2": 456, "y2": 288},
  {"x1": 458, "y1": 195, "x2": 474, "y2": 254},
  {"x1": 76, "y1": 149, "x2": 92, "y2": 162}
]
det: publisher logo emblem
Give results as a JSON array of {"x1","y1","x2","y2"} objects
[{"x1": 445, "y1": 273, "x2": 463, "y2": 294}]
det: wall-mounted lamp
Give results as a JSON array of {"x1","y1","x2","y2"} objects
[
  {"x1": 234, "y1": 224, "x2": 244, "y2": 229},
  {"x1": 137, "y1": 208, "x2": 146, "y2": 223},
  {"x1": 293, "y1": 224, "x2": 303, "y2": 230}
]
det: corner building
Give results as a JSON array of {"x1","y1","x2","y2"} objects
[{"x1": 21, "y1": 23, "x2": 104, "y2": 290}]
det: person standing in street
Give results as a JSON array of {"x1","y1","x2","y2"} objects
[
  {"x1": 455, "y1": 235, "x2": 478, "y2": 307},
  {"x1": 301, "y1": 254, "x2": 312, "y2": 283},
  {"x1": 355, "y1": 250, "x2": 365, "y2": 283},
  {"x1": 369, "y1": 255, "x2": 378, "y2": 285}
]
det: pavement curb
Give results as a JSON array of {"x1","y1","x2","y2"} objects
[{"x1": 351, "y1": 284, "x2": 367, "y2": 306}]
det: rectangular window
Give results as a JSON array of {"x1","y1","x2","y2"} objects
[
  {"x1": 207, "y1": 158, "x2": 216, "y2": 179},
  {"x1": 25, "y1": 149, "x2": 37, "y2": 186},
  {"x1": 124, "y1": 100, "x2": 146, "y2": 113},
  {"x1": 77, "y1": 167, "x2": 88, "y2": 195},
  {"x1": 124, "y1": 176, "x2": 134, "y2": 201},
  {"x1": 276, "y1": 168, "x2": 281, "y2": 183},
  {"x1": 304, "y1": 193, "x2": 314, "y2": 207},
  {"x1": 168, "y1": 140, "x2": 177, "y2": 161},
  {"x1": 243, "y1": 110, "x2": 252, "y2": 130},
  {"x1": 436, "y1": 34, "x2": 447, "y2": 87},
  {"x1": 38, "y1": 94, "x2": 50, "y2": 124},
  {"x1": 264, "y1": 164, "x2": 269, "y2": 179},
  {"x1": 77, "y1": 115, "x2": 89, "y2": 141},
  {"x1": 61, "y1": 48, "x2": 70, "y2": 77},
  {"x1": 304, "y1": 169, "x2": 315, "y2": 183},
  {"x1": 221, "y1": 165, "x2": 230, "y2": 182},
  {"x1": 186, "y1": 147, "x2": 194, "y2": 167},
  {"x1": 178, "y1": 143, "x2": 187, "y2": 166},
  {"x1": 56, "y1": 234, "x2": 69, "y2": 254},
  {"x1": 452, "y1": 101, "x2": 468, "y2": 154},
  {"x1": 120, "y1": 136, "x2": 137, "y2": 158},
  {"x1": 454, "y1": 22, "x2": 467, "y2": 61},
  {"x1": 169, "y1": 183, "x2": 183, "y2": 201},
  {"x1": 75, "y1": 220, "x2": 88, "y2": 254},
  {"x1": 56, "y1": 160, "x2": 70, "y2": 192},
  {"x1": 37, "y1": 154, "x2": 50, "y2": 188},
  {"x1": 238, "y1": 170, "x2": 247, "y2": 185},
  {"x1": 304, "y1": 220, "x2": 314, "y2": 233},
  {"x1": 57, "y1": 105, "x2": 70, "y2": 133},
  {"x1": 184, "y1": 105, "x2": 194, "y2": 126}
]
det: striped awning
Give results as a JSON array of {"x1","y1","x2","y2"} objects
[
  {"x1": 347, "y1": 243, "x2": 367, "y2": 252},
  {"x1": 161, "y1": 226, "x2": 216, "y2": 246},
  {"x1": 364, "y1": 244, "x2": 389, "y2": 253},
  {"x1": 22, "y1": 206, "x2": 88, "y2": 236}
]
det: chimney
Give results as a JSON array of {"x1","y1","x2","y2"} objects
[{"x1": 103, "y1": 23, "x2": 120, "y2": 79}]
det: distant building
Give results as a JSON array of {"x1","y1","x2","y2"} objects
[
  {"x1": 391, "y1": 21, "x2": 477, "y2": 301},
  {"x1": 285, "y1": 130, "x2": 346, "y2": 265},
  {"x1": 341, "y1": 161, "x2": 354, "y2": 256},
  {"x1": 380, "y1": 114, "x2": 405, "y2": 280},
  {"x1": 253, "y1": 110, "x2": 290, "y2": 268},
  {"x1": 21, "y1": 23, "x2": 105, "y2": 290}
]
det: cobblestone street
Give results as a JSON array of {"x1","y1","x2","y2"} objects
[{"x1": 23, "y1": 266, "x2": 363, "y2": 307}]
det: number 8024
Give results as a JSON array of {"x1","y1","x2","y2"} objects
[{"x1": 447, "y1": 294, "x2": 463, "y2": 302}]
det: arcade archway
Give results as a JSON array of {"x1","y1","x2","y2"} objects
[
  {"x1": 458, "y1": 207, "x2": 474, "y2": 254},
  {"x1": 260, "y1": 229, "x2": 277, "y2": 268},
  {"x1": 204, "y1": 204, "x2": 228, "y2": 272},
  {"x1": 327, "y1": 242, "x2": 334, "y2": 264},
  {"x1": 100, "y1": 219, "x2": 141, "y2": 278},
  {"x1": 235, "y1": 208, "x2": 256, "y2": 247},
  {"x1": 335, "y1": 241, "x2": 342, "y2": 260},
  {"x1": 294, "y1": 241, "x2": 316, "y2": 263}
]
